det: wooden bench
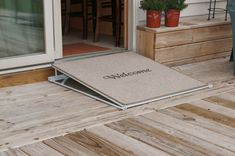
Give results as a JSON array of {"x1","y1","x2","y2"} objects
[{"x1": 137, "y1": 16, "x2": 232, "y2": 66}]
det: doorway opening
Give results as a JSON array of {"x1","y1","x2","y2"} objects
[{"x1": 60, "y1": 0, "x2": 127, "y2": 57}]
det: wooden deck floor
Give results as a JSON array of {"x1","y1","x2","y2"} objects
[{"x1": 0, "y1": 57, "x2": 235, "y2": 155}]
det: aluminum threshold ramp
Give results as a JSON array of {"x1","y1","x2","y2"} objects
[{"x1": 49, "y1": 52, "x2": 210, "y2": 110}]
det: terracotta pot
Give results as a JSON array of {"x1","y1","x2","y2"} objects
[
  {"x1": 146, "y1": 10, "x2": 161, "y2": 28},
  {"x1": 165, "y1": 9, "x2": 180, "y2": 27}
]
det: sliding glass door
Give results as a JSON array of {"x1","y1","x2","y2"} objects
[{"x1": 0, "y1": 0, "x2": 54, "y2": 70}]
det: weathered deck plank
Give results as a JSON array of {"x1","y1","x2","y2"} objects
[
  {"x1": 143, "y1": 112, "x2": 235, "y2": 152},
  {"x1": 20, "y1": 142, "x2": 64, "y2": 156},
  {"x1": 135, "y1": 115, "x2": 235, "y2": 156},
  {"x1": 176, "y1": 104, "x2": 235, "y2": 128},
  {"x1": 88, "y1": 126, "x2": 171, "y2": 156},
  {"x1": 0, "y1": 57, "x2": 235, "y2": 155},
  {"x1": 161, "y1": 107, "x2": 235, "y2": 139},
  {"x1": 191, "y1": 100, "x2": 235, "y2": 118},
  {"x1": 66, "y1": 130, "x2": 138, "y2": 156},
  {"x1": 43, "y1": 137, "x2": 98, "y2": 156},
  {"x1": 0, "y1": 149, "x2": 27, "y2": 156},
  {"x1": 203, "y1": 94, "x2": 235, "y2": 109},
  {"x1": 106, "y1": 118, "x2": 213, "y2": 156}
]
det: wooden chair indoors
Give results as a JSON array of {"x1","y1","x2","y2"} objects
[
  {"x1": 61, "y1": 0, "x2": 96, "y2": 40},
  {"x1": 94, "y1": 0, "x2": 124, "y2": 47}
]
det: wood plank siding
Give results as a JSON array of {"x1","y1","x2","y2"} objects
[{"x1": 137, "y1": 16, "x2": 232, "y2": 66}]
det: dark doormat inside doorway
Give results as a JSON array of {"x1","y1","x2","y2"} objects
[{"x1": 63, "y1": 42, "x2": 111, "y2": 56}]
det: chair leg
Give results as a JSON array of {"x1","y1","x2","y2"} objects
[
  {"x1": 115, "y1": 0, "x2": 121, "y2": 47},
  {"x1": 94, "y1": 1, "x2": 100, "y2": 42},
  {"x1": 225, "y1": 0, "x2": 229, "y2": 21},
  {"x1": 92, "y1": 0, "x2": 97, "y2": 41},
  {"x1": 82, "y1": 0, "x2": 88, "y2": 40},
  {"x1": 112, "y1": 0, "x2": 116, "y2": 36},
  {"x1": 64, "y1": 0, "x2": 71, "y2": 34},
  {"x1": 213, "y1": 0, "x2": 217, "y2": 18},
  {"x1": 208, "y1": 0, "x2": 212, "y2": 20},
  {"x1": 93, "y1": 0, "x2": 122, "y2": 46}
]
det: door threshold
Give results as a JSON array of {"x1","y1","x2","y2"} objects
[{"x1": 57, "y1": 49, "x2": 127, "y2": 63}]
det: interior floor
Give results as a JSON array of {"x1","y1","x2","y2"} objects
[
  {"x1": 63, "y1": 28, "x2": 124, "y2": 48},
  {"x1": 62, "y1": 29, "x2": 125, "y2": 57},
  {"x1": 61, "y1": 0, "x2": 125, "y2": 57}
]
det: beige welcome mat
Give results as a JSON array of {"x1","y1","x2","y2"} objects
[{"x1": 49, "y1": 52, "x2": 209, "y2": 109}]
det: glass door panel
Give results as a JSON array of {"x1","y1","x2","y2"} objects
[{"x1": 0, "y1": 0, "x2": 54, "y2": 70}]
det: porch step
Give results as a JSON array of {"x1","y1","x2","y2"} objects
[
  {"x1": 0, "y1": 68, "x2": 54, "y2": 88},
  {"x1": 137, "y1": 15, "x2": 232, "y2": 66}
]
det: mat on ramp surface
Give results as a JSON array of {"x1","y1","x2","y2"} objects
[{"x1": 49, "y1": 52, "x2": 209, "y2": 109}]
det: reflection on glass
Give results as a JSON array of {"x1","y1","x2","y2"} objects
[{"x1": 0, "y1": 0, "x2": 45, "y2": 58}]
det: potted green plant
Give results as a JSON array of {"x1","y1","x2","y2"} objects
[
  {"x1": 165, "y1": 0, "x2": 188, "y2": 27},
  {"x1": 140, "y1": 0, "x2": 166, "y2": 28}
]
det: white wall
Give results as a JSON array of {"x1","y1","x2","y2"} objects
[{"x1": 137, "y1": 0, "x2": 228, "y2": 25}]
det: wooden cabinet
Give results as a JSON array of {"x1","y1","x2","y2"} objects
[{"x1": 137, "y1": 17, "x2": 232, "y2": 66}]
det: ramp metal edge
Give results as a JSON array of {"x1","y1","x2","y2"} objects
[
  {"x1": 48, "y1": 73, "x2": 211, "y2": 110},
  {"x1": 124, "y1": 84, "x2": 211, "y2": 109},
  {"x1": 48, "y1": 74, "x2": 127, "y2": 110},
  {"x1": 51, "y1": 66, "x2": 126, "y2": 107}
]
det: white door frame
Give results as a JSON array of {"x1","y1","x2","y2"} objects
[
  {"x1": 128, "y1": 0, "x2": 137, "y2": 51},
  {"x1": 0, "y1": 1, "x2": 55, "y2": 70},
  {"x1": 53, "y1": 0, "x2": 137, "y2": 59},
  {"x1": 53, "y1": 0, "x2": 63, "y2": 59}
]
